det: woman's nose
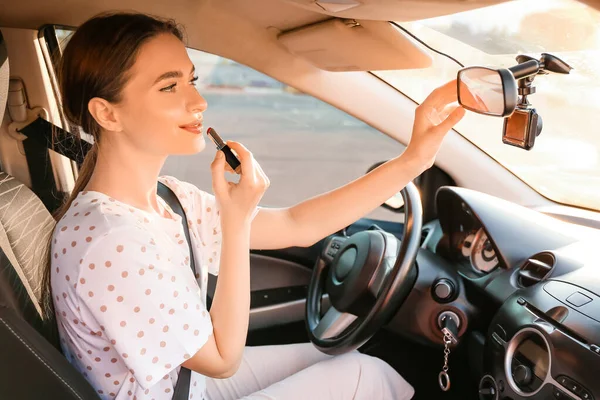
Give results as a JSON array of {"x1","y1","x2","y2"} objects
[{"x1": 188, "y1": 88, "x2": 208, "y2": 114}]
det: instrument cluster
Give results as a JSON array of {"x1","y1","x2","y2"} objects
[{"x1": 458, "y1": 227, "x2": 500, "y2": 274}]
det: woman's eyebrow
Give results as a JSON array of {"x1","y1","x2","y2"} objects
[{"x1": 153, "y1": 65, "x2": 196, "y2": 85}]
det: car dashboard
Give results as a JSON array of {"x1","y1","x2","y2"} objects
[{"x1": 420, "y1": 187, "x2": 600, "y2": 400}]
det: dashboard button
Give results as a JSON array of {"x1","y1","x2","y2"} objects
[
  {"x1": 517, "y1": 297, "x2": 527, "y2": 305},
  {"x1": 566, "y1": 292, "x2": 593, "y2": 307},
  {"x1": 554, "y1": 387, "x2": 574, "y2": 399},
  {"x1": 478, "y1": 375, "x2": 498, "y2": 400},
  {"x1": 557, "y1": 376, "x2": 593, "y2": 400},
  {"x1": 564, "y1": 377, "x2": 580, "y2": 395},
  {"x1": 580, "y1": 389, "x2": 593, "y2": 400},
  {"x1": 433, "y1": 279, "x2": 455, "y2": 302},
  {"x1": 491, "y1": 332, "x2": 504, "y2": 348},
  {"x1": 558, "y1": 376, "x2": 569, "y2": 386},
  {"x1": 514, "y1": 365, "x2": 533, "y2": 386},
  {"x1": 494, "y1": 324, "x2": 507, "y2": 341},
  {"x1": 590, "y1": 344, "x2": 600, "y2": 356}
]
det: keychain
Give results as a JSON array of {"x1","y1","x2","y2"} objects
[
  {"x1": 439, "y1": 330, "x2": 453, "y2": 391},
  {"x1": 438, "y1": 313, "x2": 459, "y2": 392}
]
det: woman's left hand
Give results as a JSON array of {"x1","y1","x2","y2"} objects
[{"x1": 404, "y1": 79, "x2": 466, "y2": 170}]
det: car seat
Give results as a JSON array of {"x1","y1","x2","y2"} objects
[{"x1": 0, "y1": 29, "x2": 100, "y2": 399}]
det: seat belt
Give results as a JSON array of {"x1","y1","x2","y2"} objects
[
  {"x1": 18, "y1": 116, "x2": 91, "y2": 167},
  {"x1": 157, "y1": 181, "x2": 193, "y2": 400}
]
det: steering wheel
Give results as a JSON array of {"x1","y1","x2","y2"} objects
[{"x1": 306, "y1": 182, "x2": 423, "y2": 355}]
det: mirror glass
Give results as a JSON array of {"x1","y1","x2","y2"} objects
[{"x1": 458, "y1": 68, "x2": 505, "y2": 116}]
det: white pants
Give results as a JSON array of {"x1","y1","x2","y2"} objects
[{"x1": 206, "y1": 343, "x2": 415, "y2": 400}]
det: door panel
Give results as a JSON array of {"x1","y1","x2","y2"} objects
[
  {"x1": 207, "y1": 250, "x2": 317, "y2": 331},
  {"x1": 248, "y1": 253, "x2": 312, "y2": 292}
]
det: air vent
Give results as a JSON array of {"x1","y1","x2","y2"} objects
[
  {"x1": 420, "y1": 227, "x2": 431, "y2": 246},
  {"x1": 518, "y1": 253, "x2": 555, "y2": 287}
]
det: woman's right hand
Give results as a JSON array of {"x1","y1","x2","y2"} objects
[{"x1": 211, "y1": 140, "x2": 269, "y2": 226}]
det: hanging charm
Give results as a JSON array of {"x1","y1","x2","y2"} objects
[{"x1": 438, "y1": 330, "x2": 453, "y2": 392}]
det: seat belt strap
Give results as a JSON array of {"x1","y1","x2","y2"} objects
[
  {"x1": 157, "y1": 181, "x2": 194, "y2": 400},
  {"x1": 18, "y1": 117, "x2": 91, "y2": 166}
]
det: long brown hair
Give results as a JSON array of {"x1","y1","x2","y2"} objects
[{"x1": 39, "y1": 12, "x2": 184, "y2": 320}]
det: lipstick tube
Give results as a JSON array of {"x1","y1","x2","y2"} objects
[{"x1": 207, "y1": 127, "x2": 242, "y2": 174}]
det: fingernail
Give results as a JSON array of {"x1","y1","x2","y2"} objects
[{"x1": 217, "y1": 151, "x2": 223, "y2": 159}]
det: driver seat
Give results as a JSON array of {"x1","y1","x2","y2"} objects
[{"x1": 0, "y1": 30, "x2": 100, "y2": 398}]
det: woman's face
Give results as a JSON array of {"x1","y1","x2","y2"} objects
[{"x1": 111, "y1": 33, "x2": 208, "y2": 156}]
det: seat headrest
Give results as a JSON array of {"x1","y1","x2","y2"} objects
[{"x1": 0, "y1": 31, "x2": 8, "y2": 125}]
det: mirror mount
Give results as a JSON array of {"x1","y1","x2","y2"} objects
[
  {"x1": 502, "y1": 54, "x2": 572, "y2": 150},
  {"x1": 508, "y1": 59, "x2": 540, "y2": 80},
  {"x1": 457, "y1": 53, "x2": 572, "y2": 150}
]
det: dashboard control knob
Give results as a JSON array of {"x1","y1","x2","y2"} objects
[
  {"x1": 433, "y1": 279, "x2": 455, "y2": 302},
  {"x1": 514, "y1": 365, "x2": 533, "y2": 386},
  {"x1": 478, "y1": 375, "x2": 499, "y2": 400}
]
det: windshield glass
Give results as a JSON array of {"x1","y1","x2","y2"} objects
[{"x1": 374, "y1": 0, "x2": 600, "y2": 211}]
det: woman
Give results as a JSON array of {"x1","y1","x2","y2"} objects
[{"x1": 43, "y1": 12, "x2": 465, "y2": 400}]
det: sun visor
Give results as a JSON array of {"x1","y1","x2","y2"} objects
[
  {"x1": 277, "y1": 19, "x2": 432, "y2": 71},
  {"x1": 280, "y1": 0, "x2": 509, "y2": 22}
]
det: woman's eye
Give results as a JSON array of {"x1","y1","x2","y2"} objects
[
  {"x1": 160, "y1": 77, "x2": 198, "y2": 92},
  {"x1": 160, "y1": 83, "x2": 177, "y2": 92}
]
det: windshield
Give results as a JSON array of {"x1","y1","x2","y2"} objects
[{"x1": 374, "y1": 0, "x2": 600, "y2": 212}]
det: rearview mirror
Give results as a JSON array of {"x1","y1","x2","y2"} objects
[
  {"x1": 457, "y1": 67, "x2": 517, "y2": 117},
  {"x1": 457, "y1": 55, "x2": 571, "y2": 150}
]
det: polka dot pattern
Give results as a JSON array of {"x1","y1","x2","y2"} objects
[{"x1": 50, "y1": 176, "x2": 224, "y2": 399}]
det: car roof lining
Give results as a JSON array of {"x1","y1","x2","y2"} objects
[{"x1": 0, "y1": 0, "x2": 513, "y2": 40}]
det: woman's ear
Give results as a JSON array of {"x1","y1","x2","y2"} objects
[{"x1": 88, "y1": 97, "x2": 122, "y2": 132}]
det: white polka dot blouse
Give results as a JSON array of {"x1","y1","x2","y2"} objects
[{"x1": 51, "y1": 176, "x2": 223, "y2": 400}]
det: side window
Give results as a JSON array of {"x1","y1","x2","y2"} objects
[
  {"x1": 53, "y1": 27, "x2": 94, "y2": 144},
  {"x1": 48, "y1": 28, "x2": 403, "y2": 222},
  {"x1": 55, "y1": 28, "x2": 73, "y2": 50},
  {"x1": 162, "y1": 49, "x2": 403, "y2": 221}
]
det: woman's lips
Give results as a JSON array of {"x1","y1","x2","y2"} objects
[{"x1": 180, "y1": 121, "x2": 203, "y2": 134}]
